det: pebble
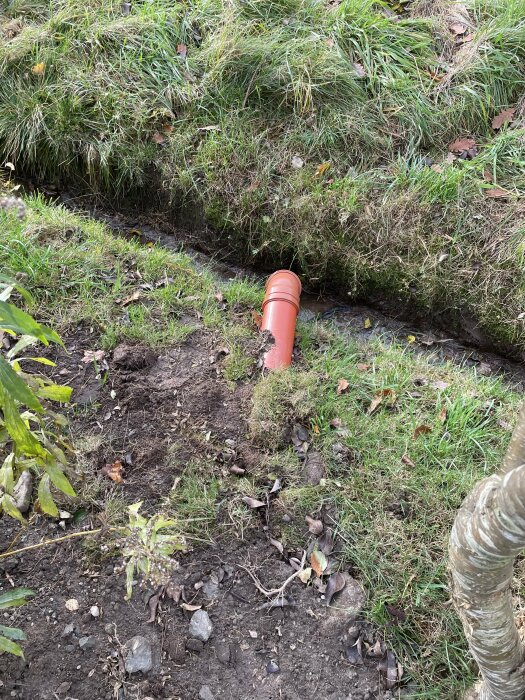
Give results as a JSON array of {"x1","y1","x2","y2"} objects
[
  {"x1": 185, "y1": 638, "x2": 204, "y2": 653},
  {"x1": 266, "y1": 660, "x2": 280, "y2": 674},
  {"x1": 202, "y1": 579, "x2": 220, "y2": 601},
  {"x1": 61, "y1": 623, "x2": 75, "y2": 638},
  {"x1": 215, "y1": 641, "x2": 230, "y2": 665},
  {"x1": 199, "y1": 686, "x2": 215, "y2": 700},
  {"x1": 90, "y1": 605, "x2": 100, "y2": 618},
  {"x1": 65, "y1": 599, "x2": 79, "y2": 612},
  {"x1": 189, "y1": 610, "x2": 213, "y2": 642},
  {"x1": 124, "y1": 636, "x2": 153, "y2": 674},
  {"x1": 79, "y1": 636, "x2": 95, "y2": 651}
]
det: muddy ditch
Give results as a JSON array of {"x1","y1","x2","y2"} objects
[{"x1": 0, "y1": 324, "x2": 405, "y2": 699}]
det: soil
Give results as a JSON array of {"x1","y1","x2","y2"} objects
[{"x1": 0, "y1": 325, "x2": 401, "y2": 700}]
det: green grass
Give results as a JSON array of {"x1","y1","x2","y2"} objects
[
  {"x1": 0, "y1": 144, "x2": 522, "y2": 698},
  {"x1": 1, "y1": 0, "x2": 525, "y2": 351}
]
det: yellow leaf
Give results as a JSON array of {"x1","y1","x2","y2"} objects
[
  {"x1": 407, "y1": 335, "x2": 416, "y2": 344},
  {"x1": 31, "y1": 62, "x2": 45, "y2": 76},
  {"x1": 364, "y1": 318, "x2": 372, "y2": 329},
  {"x1": 315, "y1": 162, "x2": 331, "y2": 176}
]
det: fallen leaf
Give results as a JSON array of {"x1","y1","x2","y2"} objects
[
  {"x1": 336, "y1": 378, "x2": 349, "y2": 395},
  {"x1": 448, "y1": 137, "x2": 476, "y2": 153},
  {"x1": 310, "y1": 549, "x2": 328, "y2": 578},
  {"x1": 345, "y1": 644, "x2": 364, "y2": 665},
  {"x1": 386, "y1": 603, "x2": 406, "y2": 623},
  {"x1": 151, "y1": 131, "x2": 166, "y2": 144},
  {"x1": 353, "y1": 62, "x2": 367, "y2": 78},
  {"x1": 315, "y1": 162, "x2": 331, "y2": 176},
  {"x1": 449, "y1": 22, "x2": 467, "y2": 35},
  {"x1": 291, "y1": 155, "x2": 304, "y2": 169},
  {"x1": 198, "y1": 125, "x2": 220, "y2": 132},
  {"x1": 378, "y1": 650, "x2": 400, "y2": 689},
  {"x1": 147, "y1": 589, "x2": 162, "y2": 623},
  {"x1": 432, "y1": 380, "x2": 449, "y2": 390},
  {"x1": 251, "y1": 310, "x2": 262, "y2": 329},
  {"x1": 483, "y1": 169, "x2": 494, "y2": 183},
  {"x1": 269, "y1": 538, "x2": 284, "y2": 554},
  {"x1": 492, "y1": 107, "x2": 515, "y2": 130},
  {"x1": 317, "y1": 528, "x2": 334, "y2": 556},
  {"x1": 485, "y1": 187, "x2": 509, "y2": 199},
  {"x1": 214, "y1": 291, "x2": 224, "y2": 303},
  {"x1": 305, "y1": 515, "x2": 323, "y2": 535},
  {"x1": 242, "y1": 496, "x2": 266, "y2": 509},
  {"x1": 161, "y1": 124, "x2": 174, "y2": 135},
  {"x1": 407, "y1": 335, "x2": 416, "y2": 344},
  {"x1": 180, "y1": 603, "x2": 201, "y2": 612},
  {"x1": 176, "y1": 43, "x2": 187, "y2": 58},
  {"x1": 65, "y1": 598, "x2": 79, "y2": 612},
  {"x1": 324, "y1": 572, "x2": 346, "y2": 606},
  {"x1": 4, "y1": 162, "x2": 15, "y2": 171},
  {"x1": 31, "y1": 62, "x2": 45, "y2": 75},
  {"x1": 367, "y1": 388, "x2": 396, "y2": 415},
  {"x1": 438, "y1": 407, "x2": 447, "y2": 423},
  {"x1": 401, "y1": 454, "x2": 415, "y2": 468},
  {"x1": 413, "y1": 424, "x2": 432, "y2": 439},
  {"x1": 82, "y1": 349, "x2": 106, "y2": 364},
  {"x1": 357, "y1": 363, "x2": 370, "y2": 372},
  {"x1": 121, "y1": 289, "x2": 142, "y2": 306},
  {"x1": 269, "y1": 478, "x2": 281, "y2": 494},
  {"x1": 165, "y1": 582, "x2": 181, "y2": 602},
  {"x1": 298, "y1": 567, "x2": 312, "y2": 584},
  {"x1": 229, "y1": 465, "x2": 246, "y2": 475},
  {"x1": 364, "y1": 318, "x2": 372, "y2": 329},
  {"x1": 246, "y1": 180, "x2": 260, "y2": 192},
  {"x1": 101, "y1": 460, "x2": 125, "y2": 484}
]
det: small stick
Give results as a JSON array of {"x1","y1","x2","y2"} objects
[
  {"x1": 239, "y1": 551, "x2": 307, "y2": 600},
  {"x1": 0, "y1": 527, "x2": 105, "y2": 560}
]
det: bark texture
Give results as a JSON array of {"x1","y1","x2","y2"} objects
[{"x1": 450, "y1": 405, "x2": 525, "y2": 700}]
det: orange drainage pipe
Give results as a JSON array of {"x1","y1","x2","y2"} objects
[{"x1": 261, "y1": 270, "x2": 302, "y2": 369}]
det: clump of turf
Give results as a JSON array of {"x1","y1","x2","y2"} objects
[{"x1": 1, "y1": 0, "x2": 525, "y2": 351}]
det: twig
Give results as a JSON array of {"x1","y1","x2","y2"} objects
[
  {"x1": 239, "y1": 551, "x2": 307, "y2": 600},
  {"x1": 0, "y1": 527, "x2": 106, "y2": 560}
]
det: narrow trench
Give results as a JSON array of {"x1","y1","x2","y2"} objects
[{"x1": 55, "y1": 188, "x2": 525, "y2": 387}]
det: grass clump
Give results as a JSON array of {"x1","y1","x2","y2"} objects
[
  {"x1": 1, "y1": 0, "x2": 525, "y2": 350},
  {"x1": 253, "y1": 327, "x2": 519, "y2": 697}
]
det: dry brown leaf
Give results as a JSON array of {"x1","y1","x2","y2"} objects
[
  {"x1": 492, "y1": 107, "x2": 515, "y2": 130},
  {"x1": 151, "y1": 131, "x2": 166, "y2": 145},
  {"x1": 336, "y1": 378, "x2": 349, "y2": 395},
  {"x1": 229, "y1": 465, "x2": 246, "y2": 476},
  {"x1": 368, "y1": 388, "x2": 396, "y2": 415},
  {"x1": 310, "y1": 549, "x2": 328, "y2": 578},
  {"x1": 483, "y1": 169, "x2": 494, "y2": 183},
  {"x1": 401, "y1": 454, "x2": 415, "y2": 468},
  {"x1": 305, "y1": 515, "x2": 323, "y2": 535},
  {"x1": 31, "y1": 62, "x2": 45, "y2": 75},
  {"x1": 448, "y1": 137, "x2": 476, "y2": 153},
  {"x1": 161, "y1": 124, "x2": 174, "y2": 135},
  {"x1": 353, "y1": 62, "x2": 367, "y2": 78},
  {"x1": 298, "y1": 567, "x2": 312, "y2": 584},
  {"x1": 413, "y1": 424, "x2": 432, "y2": 439},
  {"x1": 449, "y1": 22, "x2": 467, "y2": 35},
  {"x1": 438, "y1": 407, "x2": 447, "y2": 423},
  {"x1": 251, "y1": 310, "x2": 263, "y2": 329},
  {"x1": 357, "y1": 363, "x2": 370, "y2": 372},
  {"x1": 101, "y1": 460, "x2": 124, "y2": 484},
  {"x1": 242, "y1": 496, "x2": 266, "y2": 509},
  {"x1": 176, "y1": 43, "x2": 187, "y2": 58},
  {"x1": 180, "y1": 603, "x2": 201, "y2": 612},
  {"x1": 315, "y1": 162, "x2": 331, "y2": 176},
  {"x1": 269, "y1": 538, "x2": 284, "y2": 554},
  {"x1": 324, "y1": 572, "x2": 346, "y2": 606},
  {"x1": 82, "y1": 349, "x2": 106, "y2": 364},
  {"x1": 246, "y1": 180, "x2": 260, "y2": 192},
  {"x1": 121, "y1": 289, "x2": 142, "y2": 306},
  {"x1": 485, "y1": 187, "x2": 509, "y2": 199}
]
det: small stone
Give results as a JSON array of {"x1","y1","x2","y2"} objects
[
  {"x1": 61, "y1": 623, "x2": 75, "y2": 638},
  {"x1": 215, "y1": 641, "x2": 230, "y2": 665},
  {"x1": 281, "y1": 514, "x2": 292, "y2": 523},
  {"x1": 199, "y1": 686, "x2": 215, "y2": 700},
  {"x1": 65, "y1": 598, "x2": 79, "y2": 612},
  {"x1": 104, "y1": 623, "x2": 114, "y2": 634},
  {"x1": 202, "y1": 579, "x2": 220, "y2": 601},
  {"x1": 266, "y1": 660, "x2": 280, "y2": 674},
  {"x1": 124, "y1": 635, "x2": 153, "y2": 674},
  {"x1": 90, "y1": 605, "x2": 100, "y2": 618},
  {"x1": 79, "y1": 636, "x2": 95, "y2": 651},
  {"x1": 65, "y1": 644, "x2": 75, "y2": 653},
  {"x1": 185, "y1": 638, "x2": 204, "y2": 653},
  {"x1": 189, "y1": 609, "x2": 213, "y2": 642}
]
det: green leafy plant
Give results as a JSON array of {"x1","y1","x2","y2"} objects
[
  {"x1": 121, "y1": 501, "x2": 187, "y2": 599},
  {"x1": 0, "y1": 587, "x2": 34, "y2": 657},
  {"x1": 0, "y1": 276, "x2": 73, "y2": 520}
]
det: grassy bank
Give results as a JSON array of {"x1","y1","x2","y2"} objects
[
  {"x1": 0, "y1": 189, "x2": 521, "y2": 697},
  {"x1": 1, "y1": 0, "x2": 525, "y2": 353}
]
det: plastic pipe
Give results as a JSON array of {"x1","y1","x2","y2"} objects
[{"x1": 261, "y1": 270, "x2": 302, "y2": 369}]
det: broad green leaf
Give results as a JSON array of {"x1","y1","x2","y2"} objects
[
  {"x1": 7, "y1": 335, "x2": 38, "y2": 359},
  {"x1": 0, "y1": 625, "x2": 25, "y2": 641},
  {"x1": 0, "y1": 275, "x2": 33, "y2": 304},
  {"x1": 0, "y1": 284, "x2": 14, "y2": 301},
  {"x1": 26, "y1": 357, "x2": 56, "y2": 367},
  {"x1": 45, "y1": 460, "x2": 76, "y2": 497},
  {"x1": 0, "y1": 454, "x2": 14, "y2": 492},
  {"x1": 125, "y1": 560, "x2": 135, "y2": 600},
  {"x1": 36, "y1": 384, "x2": 72, "y2": 403},
  {"x1": 0, "y1": 635, "x2": 24, "y2": 657},
  {"x1": 0, "y1": 588, "x2": 34, "y2": 609},
  {"x1": 1, "y1": 494, "x2": 25, "y2": 523},
  {"x1": 0, "y1": 301, "x2": 47, "y2": 342},
  {"x1": 0, "y1": 355, "x2": 42, "y2": 412},
  {"x1": 0, "y1": 385, "x2": 46, "y2": 457},
  {"x1": 40, "y1": 324, "x2": 63, "y2": 347},
  {"x1": 37, "y1": 474, "x2": 59, "y2": 517}
]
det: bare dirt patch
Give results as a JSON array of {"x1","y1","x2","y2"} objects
[{"x1": 0, "y1": 327, "x2": 399, "y2": 699}]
